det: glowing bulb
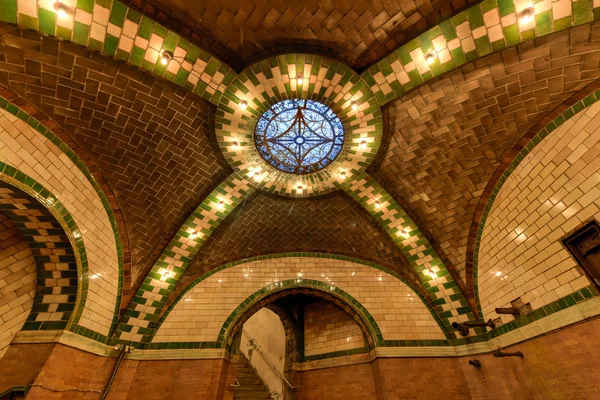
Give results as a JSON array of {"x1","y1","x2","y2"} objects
[
  {"x1": 375, "y1": 200, "x2": 381, "y2": 208},
  {"x1": 54, "y1": 2, "x2": 69, "y2": 18},
  {"x1": 425, "y1": 52, "x2": 436, "y2": 65},
  {"x1": 231, "y1": 141, "x2": 239, "y2": 151},
  {"x1": 377, "y1": 276, "x2": 383, "y2": 281},
  {"x1": 297, "y1": 272, "x2": 303, "y2": 277},
  {"x1": 351, "y1": 102, "x2": 358, "y2": 111},
  {"x1": 296, "y1": 75, "x2": 303, "y2": 85},
  {"x1": 425, "y1": 269, "x2": 437, "y2": 279},
  {"x1": 297, "y1": 184, "x2": 303, "y2": 191},
  {"x1": 189, "y1": 231, "x2": 198, "y2": 240},
  {"x1": 359, "y1": 140, "x2": 367, "y2": 149},
  {"x1": 160, "y1": 51, "x2": 172, "y2": 65},
  {"x1": 239, "y1": 100, "x2": 248, "y2": 110},
  {"x1": 217, "y1": 200, "x2": 225, "y2": 210},
  {"x1": 339, "y1": 170, "x2": 346, "y2": 179},
  {"x1": 520, "y1": 7, "x2": 534, "y2": 23},
  {"x1": 401, "y1": 229, "x2": 410, "y2": 239}
]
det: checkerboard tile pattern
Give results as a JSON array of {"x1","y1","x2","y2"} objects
[
  {"x1": 215, "y1": 54, "x2": 382, "y2": 198},
  {"x1": 113, "y1": 171, "x2": 256, "y2": 344},
  {"x1": 477, "y1": 93, "x2": 600, "y2": 323},
  {"x1": 0, "y1": 0, "x2": 234, "y2": 105},
  {"x1": 361, "y1": 0, "x2": 600, "y2": 105},
  {"x1": 152, "y1": 257, "x2": 445, "y2": 345},
  {"x1": 0, "y1": 182, "x2": 78, "y2": 329},
  {"x1": 0, "y1": 105, "x2": 120, "y2": 339},
  {"x1": 341, "y1": 173, "x2": 476, "y2": 333}
]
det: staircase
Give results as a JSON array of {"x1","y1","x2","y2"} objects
[{"x1": 232, "y1": 355, "x2": 273, "y2": 399}]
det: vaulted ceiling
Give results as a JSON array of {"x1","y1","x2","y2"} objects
[{"x1": 1, "y1": 0, "x2": 600, "y2": 331}]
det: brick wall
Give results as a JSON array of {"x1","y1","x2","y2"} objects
[
  {"x1": 304, "y1": 300, "x2": 364, "y2": 356},
  {"x1": 478, "y1": 98, "x2": 600, "y2": 322},
  {"x1": 0, "y1": 343, "x2": 55, "y2": 393},
  {"x1": 0, "y1": 213, "x2": 35, "y2": 358},
  {"x1": 298, "y1": 363, "x2": 378, "y2": 400}
]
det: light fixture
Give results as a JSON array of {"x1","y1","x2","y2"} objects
[
  {"x1": 54, "y1": 1, "x2": 69, "y2": 18},
  {"x1": 296, "y1": 75, "x2": 303, "y2": 85},
  {"x1": 161, "y1": 270, "x2": 170, "y2": 279},
  {"x1": 375, "y1": 200, "x2": 381, "y2": 208},
  {"x1": 217, "y1": 200, "x2": 225, "y2": 210},
  {"x1": 231, "y1": 141, "x2": 239, "y2": 151},
  {"x1": 297, "y1": 184, "x2": 303, "y2": 191},
  {"x1": 401, "y1": 228, "x2": 410, "y2": 239},
  {"x1": 339, "y1": 170, "x2": 346, "y2": 179},
  {"x1": 189, "y1": 231, "x2": 198, "y2": 240},
  {"x1": 426, "y1": 269, "x2": 437, "y2": 279},
  {"x1": 351, "y1": 102, "x2": 358, "y2": 111},
  {"x1": 160, "y1": 50, "x2": 172, "y2": 65},
  {"x1": 359, "y1": 140, "x2": 367, "y2": 149},
  {"x1": 239, "y1": 100, "x2": 248, "y2": 110},
  {"x1": 425, "y1": 52, "x2": 436, "y2": 65},
  {"x1": 519, "y1": 7, "x2": 535, "y2": 23}
]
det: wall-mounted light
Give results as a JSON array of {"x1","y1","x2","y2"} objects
[
  {"x1": 239, "y1": 100, "x2": 248, "y2": 110},
  {"x1": 339, "y1": 170, "x2": 347, "y2": 179},
  {"x1": 189, "y1": 231, "x2": 198, "y2": 240},
  {"x1": 160, "y1": 50, "x2": 173, "y2": 65},
  {"x1": 296, "y1": 184, "x2": 303, "y2": 191},
  {"x1": 425, "y1": 52, "x2": 436, "y2": 65},
  {"x1": 351, "y1": 102, "x2": 358, "y2": 111},
  {"x1": 400, "y1": 228, "x2": 410, "y2": 239},
  {"x1": 359, "y1": 140, "x2": 367, "y2": 149},
  {"x1": 519, "y1": 7, "x2": 535, "y2": 23},
  {"x1": 296, "y1": 75, "x2": 303, "y2": 85},
  {"x1": 54, "y1": 1, "x2": 69, "y2": 18},
  {"x1": 375, "y1": 200, "x2": 381, "y2": 208},
  {"x1": 231, "y1": 141, "x2": 239, "y2": 151},
  {"x1": 425, "y1": 268, "x2": 437, "y2": 279},
  {"x1": 217, "y1": 200, "x2": 225, "y2": 210}
]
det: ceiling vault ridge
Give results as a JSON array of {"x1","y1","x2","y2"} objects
[{"x1": 1, "y1": 0, "x2": 595, "y2": 111}]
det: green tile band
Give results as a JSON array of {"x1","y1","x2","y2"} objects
[
  {"x1": 472, "y1": 89, "x2": 600, "y2": 318},
  {"x1": 0, "y1": 96, "x2": 125, "y2": 337},
  {"x1": 146, "y1": 253, "x2": 449, "y2": 345},
  {"x1": 0, "y1": 164, "x2": 109, "y2": 343}
]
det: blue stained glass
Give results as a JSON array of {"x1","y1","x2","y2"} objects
[{"x1": 254, "y1": 99, "x2": 345, "y2": 174}]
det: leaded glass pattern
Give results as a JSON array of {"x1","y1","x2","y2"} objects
[{"x1": 254, "y1": 99, "x2": 344, "y2": 174}]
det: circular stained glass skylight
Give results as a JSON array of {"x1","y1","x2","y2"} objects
[{"x1": 254, "y1": 99, "x2": 344, "y2": 174}]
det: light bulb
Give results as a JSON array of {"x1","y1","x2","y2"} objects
[
  {"x1": 231, "y1": 141, "x2": 239, "y2": 151},
  {"x1": 520, "y1": 7, "x2": 534, "y2": 23},
  {"x1": 239, "y1": 100, "x2": 248, "y2": 109},
  {"x1": 351, "y1": 102, "x2": 358, "y2": 111},
  {"x1": 425, "y1": 52, "x2": 436, "y2": 65},
  {"x1": 375, "y1": 200, "x2": 381, "y2": 208},
  {"x1": 54, "y1": 2, "x2": 69, "y2": 18},
  {"x1": 296, "y1": 75, "x2": 303, "y2": 85},
  {"x1": 217, "y1": 200, "x2": 224, "y2": 210},
  {"x1": 160, "y1": 51, "x2": 172, "y2": 65},
  {"x1": 359, "y1": 140, "x2": 367, "y2": 149}
]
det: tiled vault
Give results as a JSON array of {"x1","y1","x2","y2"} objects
[{"x1": 0, "y1": 181, "x2": 77, "y2": 330}]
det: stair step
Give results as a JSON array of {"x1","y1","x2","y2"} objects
[
  {"x1": 234, "y1": 384, "x2": 267, "y2": 391},
  {"x1": 233, "y1": 391, "x2": 272, "y2": 398},
  {"x1": 237, "y1": 378, "x2": 262, "y2": 384}
]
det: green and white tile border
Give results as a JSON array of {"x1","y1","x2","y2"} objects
[
  {"x1": 0, "y1": 165, "x2": 107, "y2": 341},
  {"x1": 472, "y1": 88, "x2": 600, "y2": 318},
  {"x1": 145, "y1": 253, "x2": 451, "y2": 349},
  {"x1": 361, "y1": 0, "x2": 599, "y2": 104},
  {"x1": 216, "y1": 54, "x2": 383, "y2": 198},
  {"x1": 0, "y1": 96, "x2": 125, "y2": 337},
  {"x1": 112, "y1": 170, "x2": 261, "y2": 344},
  {"x1": 339, "y1": 173, "x2": 476, "y2": 336}
]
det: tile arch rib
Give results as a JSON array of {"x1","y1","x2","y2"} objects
[
  {"x1": 147, "y1": 255, "x2": 449, "y2": 348},
  {"x1": 470, "y1": 84, "x2": 600, "y2": 319},
  {"x1": 0, "y1": 89, "x2": 133, "y2": 314},
  {"x1": 112, "y1": 170, "x2": 261, "y2": 345},
  {"x1": 1, "y1": 0, "x2": 597, "y2": 116},
  {"x1": 339, "y1": 172, "x2": 477, "y2": 334},
  {"x1": 0, "y1": 165, "x2": 96, "y2": 338},
  {"x1": 465, "y1": 80, "x2": 600, "y2": 312}
]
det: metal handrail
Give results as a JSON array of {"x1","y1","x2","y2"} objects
[{"x1": 242, "y1": 330, "x2": 300, "y2": 389}]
